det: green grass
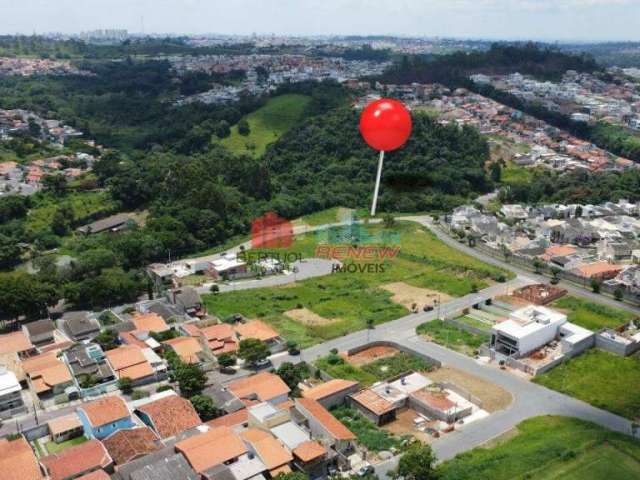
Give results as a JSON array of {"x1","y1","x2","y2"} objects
[
  {"x1": 44, "y1": 436, "x2": 88, "y2": 455},
  {"x1": 551, "y1": 296, "x2": 636, "y2": 331},
  {"x1": 203, "y1": 222, "x2": 510, "y2": 347},
  {"x1": 361, "y1": 352, "x2": 436, "y2": 381},
  {"x1": 25, "y1": 191, "x2": 119, "y2": 236},
  {"x1": 220, "y1": 94, "x2": 311, "y2": 157},
  {"x1": 533, "y1": 349, "x2": 640, "y2": 420},
  {"x1": 437, "y1": 416, "x2": 640, "y2": 480},
  {"x1": 501, "y1": 162, "x2": 533, "y2": 186},
  {"x1": 315, "y1": 355, "x2": 378, "y2": 386},
  {"x1": 417, "y1": 320, "x2": 489, "y2": 356},
  {"x1": 315, "y1": 352, "x2": 435, "y2": 387},
  {"x1": 456, "y1": 315, "x2": 493, "y2": 331},
  {"x1": 295, "y1": 207, "x2": 355, "y2": 226},
  {"x1": 331, "y1": 406, "x2": 402, "y2": 452}
]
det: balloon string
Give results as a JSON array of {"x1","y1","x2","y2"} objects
[{"x1": 370, "y1": 150, "x2": 385, "y2": 217}]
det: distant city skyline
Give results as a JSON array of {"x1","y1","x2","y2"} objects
[{"x1": 1, "y1": 0, "x2": 639, "y2": 42}]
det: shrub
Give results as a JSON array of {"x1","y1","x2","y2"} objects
[
  {"x1": 156, "y1": 385, "x2": 173, "y2": 393},
  {"x1": 131, "y1": 390, "x2": 150, "y2": 400}
]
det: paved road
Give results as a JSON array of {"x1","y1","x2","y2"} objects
[{"x1": 404, "y1": 215, "x2": 640, "y2": 316}]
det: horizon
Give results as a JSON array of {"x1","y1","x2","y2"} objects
[{"x1": 2, "y1": 0, "x2": 640, "y2": 42}]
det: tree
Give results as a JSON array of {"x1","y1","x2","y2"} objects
[
  {"x1": 614, "y1": 286, "x2": 624, "y2": 301},
  {"x1": 215, "y1": 120, "x2": 231, "y2": 138},
  {"x1": 42, "y1": 174, "x2": 68, "y2": 195},
  {"x1": 237, "y1": 338, "x2": 270, "y2": 366},
  {"x1": 237, "y1": 119, "x2": 250, "y2": 136},
  {"x1": 274, "y1": 473, "x2": 308, "y2": 480},
  {"x1": 590, "y1": 277, "x2": 601, "y2": 294},
  {"x1": 574, "y1": 205, "x2": 583, "y2": 218},
  {"x1": 190, "y1": 394, "x2": 223, "y2": 421},
  {"x1": 0, "y1": 271, "x2": 58, "y2": 322},
  {"x1": 276, "y1": 362, "x2": 310, "y2": 392},
  {"x1": 94, "y1": 329, "x2": 118, "y2": 351},
  {"x1": 383, "y1": 214, "x2": 396, "y2": 229},
  {"x1": 118, "y1": 377, "x2": 133, "y2": 394},
  {"x1": 395, "y1": 443, "x2": 438, "y2": 480},
  {"x1": 174, "y1": 362, "x2": 207, "y2": 397},
  {"x1": 217, "y1": 352, "x2": 236, "y2": 368},
  {"x1": 490, "y1": 162, "x2": 502, "y2": 182},
  {"x1": 210, "y1": 284, "x2": 220, "y2": 294},
  {"x1": 550, "y1": 266, "x2": 562, "y2": 284},
  {"x1": 532, "y1": 258, "x2": 545, "y2": 274}
]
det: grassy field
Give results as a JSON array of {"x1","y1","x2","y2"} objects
[
  {"x1": 417, "y1": 320, "x2": 490, "y2": 356},
  {"x1": 551, "y1": 296, "x2": 636, "y2": 331},
  {"x1": 45, "y1": 436, "x2": 88, "y2": 455},
  {"x1": 331, "y1": 406, "x2": 402, "y2": 452},
  {"x1": 294, "y1": 207, "x2": 356, "y2": 227},
  {"x1": 25, "y1": 191, "x2": 119, "y2": 236},
  {"x1": 220, "y1": 94, "x2": 311, "y2": 157},
  {"x1": 315, "y1": 351, "x2": 435, "y2": 386},
  {"x1": 203, "y1": 222, "x2": 510, "y2": 347},
  {"x1": 437, "y1": 416, "x2": 640, "y2": 480},
  {"x1": 533, "y1": 349, "x2": 640, "y2": 420}
]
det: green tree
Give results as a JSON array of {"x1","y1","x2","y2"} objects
[
  {"x1": 395, "y1": 443, "x2": 438, "y2": 480},
  {"x1": 217, "y1": 352, "x2": 236, "y2": 368},
  {"x1": 532, "y1": 258, "x2": 545, "y2": 274},
  {"x1": 190, "y1": 394, "x2": 223, "y2": 421},
  {"x1": 94, "y1": 329, "x2": 118, "y2": 351},
  {"x1": 237, "y1": 338, "x2": 270, "y2": 366},
  {"x1": 215, "y1": 120, "x2": 231, "y2": 138},
  {"x1": 590, "y1": 277, "x2": 601, "y2": 294},
  {"x1": 118, "y1": 377, "x2": 133, "y2": 394},
  {"x1": 42, "y1": 174, "x2": 68, "y2": 195},
  {"x1": 614, "y1": 286, "x2": 624, "y2": 301},
  {"x1": 383, "y1": 214, "x2": 396, "y2": 229},
  {"x1": 237, "y1": 119, "x2": 250, "y2": 136},
  {"x1": 490, "y1": 162, "x2": 502, "y2": 182},
  {"x1": 174, "y1": 362, "x2": 207, "y2": 397},
  {"x1": 0, "y1": 271, "x2": 58, "y2": 322},
  {"x1": 276, "y1": 362, "x2": 310, "y2": 392}
]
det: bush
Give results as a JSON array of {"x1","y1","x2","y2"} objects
[
  {"x1": 131, "y1": 390, "x2": 150, "y2": 400},
  {"x1": 117, "y1": 377, "x2": 133, "y2": 394},
  {"x1": 54, "y1": 393, "x2": 69, "y2": 405},
  {"x1": 156, "y1": 385, "x2": 173, "y2": 393}
]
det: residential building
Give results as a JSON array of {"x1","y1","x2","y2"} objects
[
  {"x1": 105, "y1": 345, "x2": 164, "y2": 386},
  {"x1": 234, "y1": 320, "x2": 284, "y2": 352},
  {"x1": 40, "y1": 439, "x2": 113, "y2": 480},
  {"x1": 63, "y1": 343, "x2": 116, "y2": 390},
  {"x1": 101, "y1": 427, "x2": 161, "y2": 465},
  {"x1": 47, "y1": 414, "x2": 83, "y2": 444},
  {"x1": 77, "y1": 395, "x2": 135, "y2": 440},
  {"x1": 228, "y1": 371, "x2": 290, "y2": 406},
  {"x1": 134, "y1": 392, "x2": 202, "y2": 440},
  {"x1": 168, "y1": 287, "x2": 204, "y2": 316},
  {"x1": 0, "y1": 436, "x2": 43, "y2": 480},
  {"x1": 112, "y1": 450, "x2": 198, "y2": 480},
  {"x1": 22, "y1": 319, "x2": 56, "y2": 346},
  {"x1": 240, "y1": 428, "x2": 293, "y2": 476},
  {"x1": 76, "y1": 213, "x2": 135, "y2": 235},
  {"x1": 21, "y1": 352, "x2": 73, "y2": 397},
  {"x1": 196, "y1": 323, "x2": 238, "y2": 356},
  {"x1": 131, "y1": 313, "x2": 169, "y2": 333},
  {"x1": 175, "y1": 425, "x2": 248, "y2": 475},
  {"x1": 0, "y1": 367, "x2": 25, "y2": 417},
  {"x1": 294, "y1": 398, "x2": 356, "y2": 455},
  {"x1": 63, "y1": 313, "x2": 100, "y2": 341},
  {"x1": 0, "y1": 331, "x2": 36, "y2": 358},
  {"x1": 162, "y1": 336, "x2": 205, "y2": 364},
  {"x1": 301, "y1": 379, "x2": 360, "y2": 409}
]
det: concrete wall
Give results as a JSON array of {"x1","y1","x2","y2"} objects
[
  {"x1": 316, "y1": 384, "x2": 361, "y2": 410},
  {"x1": 345, "y1": 341, "x2": 442, "y2": 369},
  {"x1": 595, "y1": 333, "x2": 640, "y2": 357}
]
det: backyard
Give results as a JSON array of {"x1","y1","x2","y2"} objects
[
  {"x1": 436, "y1": 416, "x2": 640, "y2": 480},
  {"x1": 417, "y1": 320, "x2": 490, "y2": 356},
  {"x1": 44, "y1": 436, "x2": 88, "y2": 455},
  {"x1": 551, "y1": 296, "x2": 636, "y2": 331},
  {"x1": 331, "y1": 406, "x2": 403, "y2": 453},
  {"x1": 533, "y1": 349, "x2": 640, "y2": 420},
  {"x1": 203, "y1": 222, "x2": 510, "y2": 347}
]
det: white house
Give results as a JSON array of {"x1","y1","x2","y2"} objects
[{"x1": 0, "y1": 367, "x2": 25, "y2": 418}]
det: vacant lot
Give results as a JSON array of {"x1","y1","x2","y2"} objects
[
  {"x1": 427, "y1": 366, "x2": 512, "y2": 412},
  {"x1": 345, "y1": 345, "x2": 399, "y2": 367},
  {"x1": 437, "y1": 416, "x2": 640, "y2": 480},
  {"x1": 551, "y1": 296, "x2": 636, "y2": 331},
  {"x1": 203, "y1": 222, "x2": 510, "y2": 347},
  {"x1": 381, "y1": 282, "x2": 452, "y2": 310},
  {"x1": 220, "y1": 94, "x2": 311, "y2": 157},
  {"x1": 533, "y1": 349, "x2": 640, "y2": 420},
  {"x1": 417, "y1": 320, "x2": 490, "y2": 356}
]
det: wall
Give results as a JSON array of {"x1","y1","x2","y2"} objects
[
  {"x1": 595, "y1": 332, "x2": 640, "y2": 357},
  {"x1": 316, "y1": 384, "x2": 361, "y2": 410},
  {"x1": 345, "y1": 341, "x2": 442, "y2": 369}
]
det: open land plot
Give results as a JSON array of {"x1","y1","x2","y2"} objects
[
  {"x1": 284, "y1": 307, "x2": 337, "y2": 326},
  {"x1": 550, "y1": 295, "x2": 636, "y2": 331},
  {"x1": 220, "y1": 94, "x2": 311, "y2": 157},
  {"x1": 532, "y1": 349, "x2": 640, "y2": 420},
  {"x1": 417, "y1": 320, "x2": 490, "y2": 356},
  {"x1": 427, "y1": 366, "x2": 512, "y2": 412},
  {"x1": 381, "y1": 282, "x2": 453, "y2": 310},
  {"x1": 345, "y1": 345, "x2": 399, "y2": 367},
  {"x1": 436, "y1": 416, "x2": 640, "y2": 480},
  {"x1": 293, "y1": 207, "x2": 356, "y2": 228},
  {"x1": 203, "y1": 222, "x2": 511, "y2": 347}
]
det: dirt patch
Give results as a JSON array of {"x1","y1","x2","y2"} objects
[
  {"x1": 381, "y1": 282, "x2": 453, "y2": 310},
  {"x1": 495, "y1": 294, "x2": 530, "y2": 308},
  {"x1": 381, "y1": 408, "x2": 433, "y2": 444},
  {"x1": 284, "y1": 308, "x2": 338, "y2": 326},
  {"x1": 345, "y1": 346, "x2": 400, "y2": 367},
  {"x1": 427, "y1": 366, "x2": 513, "y2": 412}
]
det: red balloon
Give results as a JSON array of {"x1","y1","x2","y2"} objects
[{"x1": 359, "y1": 98, "x2": 412, "y2": 152}]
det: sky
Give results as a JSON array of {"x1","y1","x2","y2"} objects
[{"x1": 1, "y1": 0, "x2": 639, "y2": 42}]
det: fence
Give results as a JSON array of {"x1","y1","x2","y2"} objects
[{"x1": 445, "y1": 317, "x2": 491, "y2": 337}]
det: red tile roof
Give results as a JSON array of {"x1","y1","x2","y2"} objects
[
  {"x1": 175, "y1": 426, "x2": 247, "y2": 473},
  {"x1": 295, "y1": 398, "x2": 355, "y2": 441},
  {"x1": 102, "y1": 427, "x2": 160, "y2": 465},
  {"x1": 136, "y1": 394, "x2": 202, "y2": 439},
  {"x1": 228, "y1": 372, "x2": 290, "y2": 402},
  {"x1": 40, "y1": 440, "x2": 112, "y2": 480},
  {"x1": 78, "y1": 396, "x2": 130, "y2": 428},
  {"x1": 205, "y1": 409, "x2": 248, "y2": 429},
  {"x1": 0, "y1": 437, "x2": 43, "y2": 480}
]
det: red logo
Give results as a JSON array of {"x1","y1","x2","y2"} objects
[{"x1": 251, "y1": 212, "x2": 293, "y2": 248}]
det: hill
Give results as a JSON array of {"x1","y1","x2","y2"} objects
[{"x1": 220, "y1": 94, "x2": 311, "y2": 157}]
